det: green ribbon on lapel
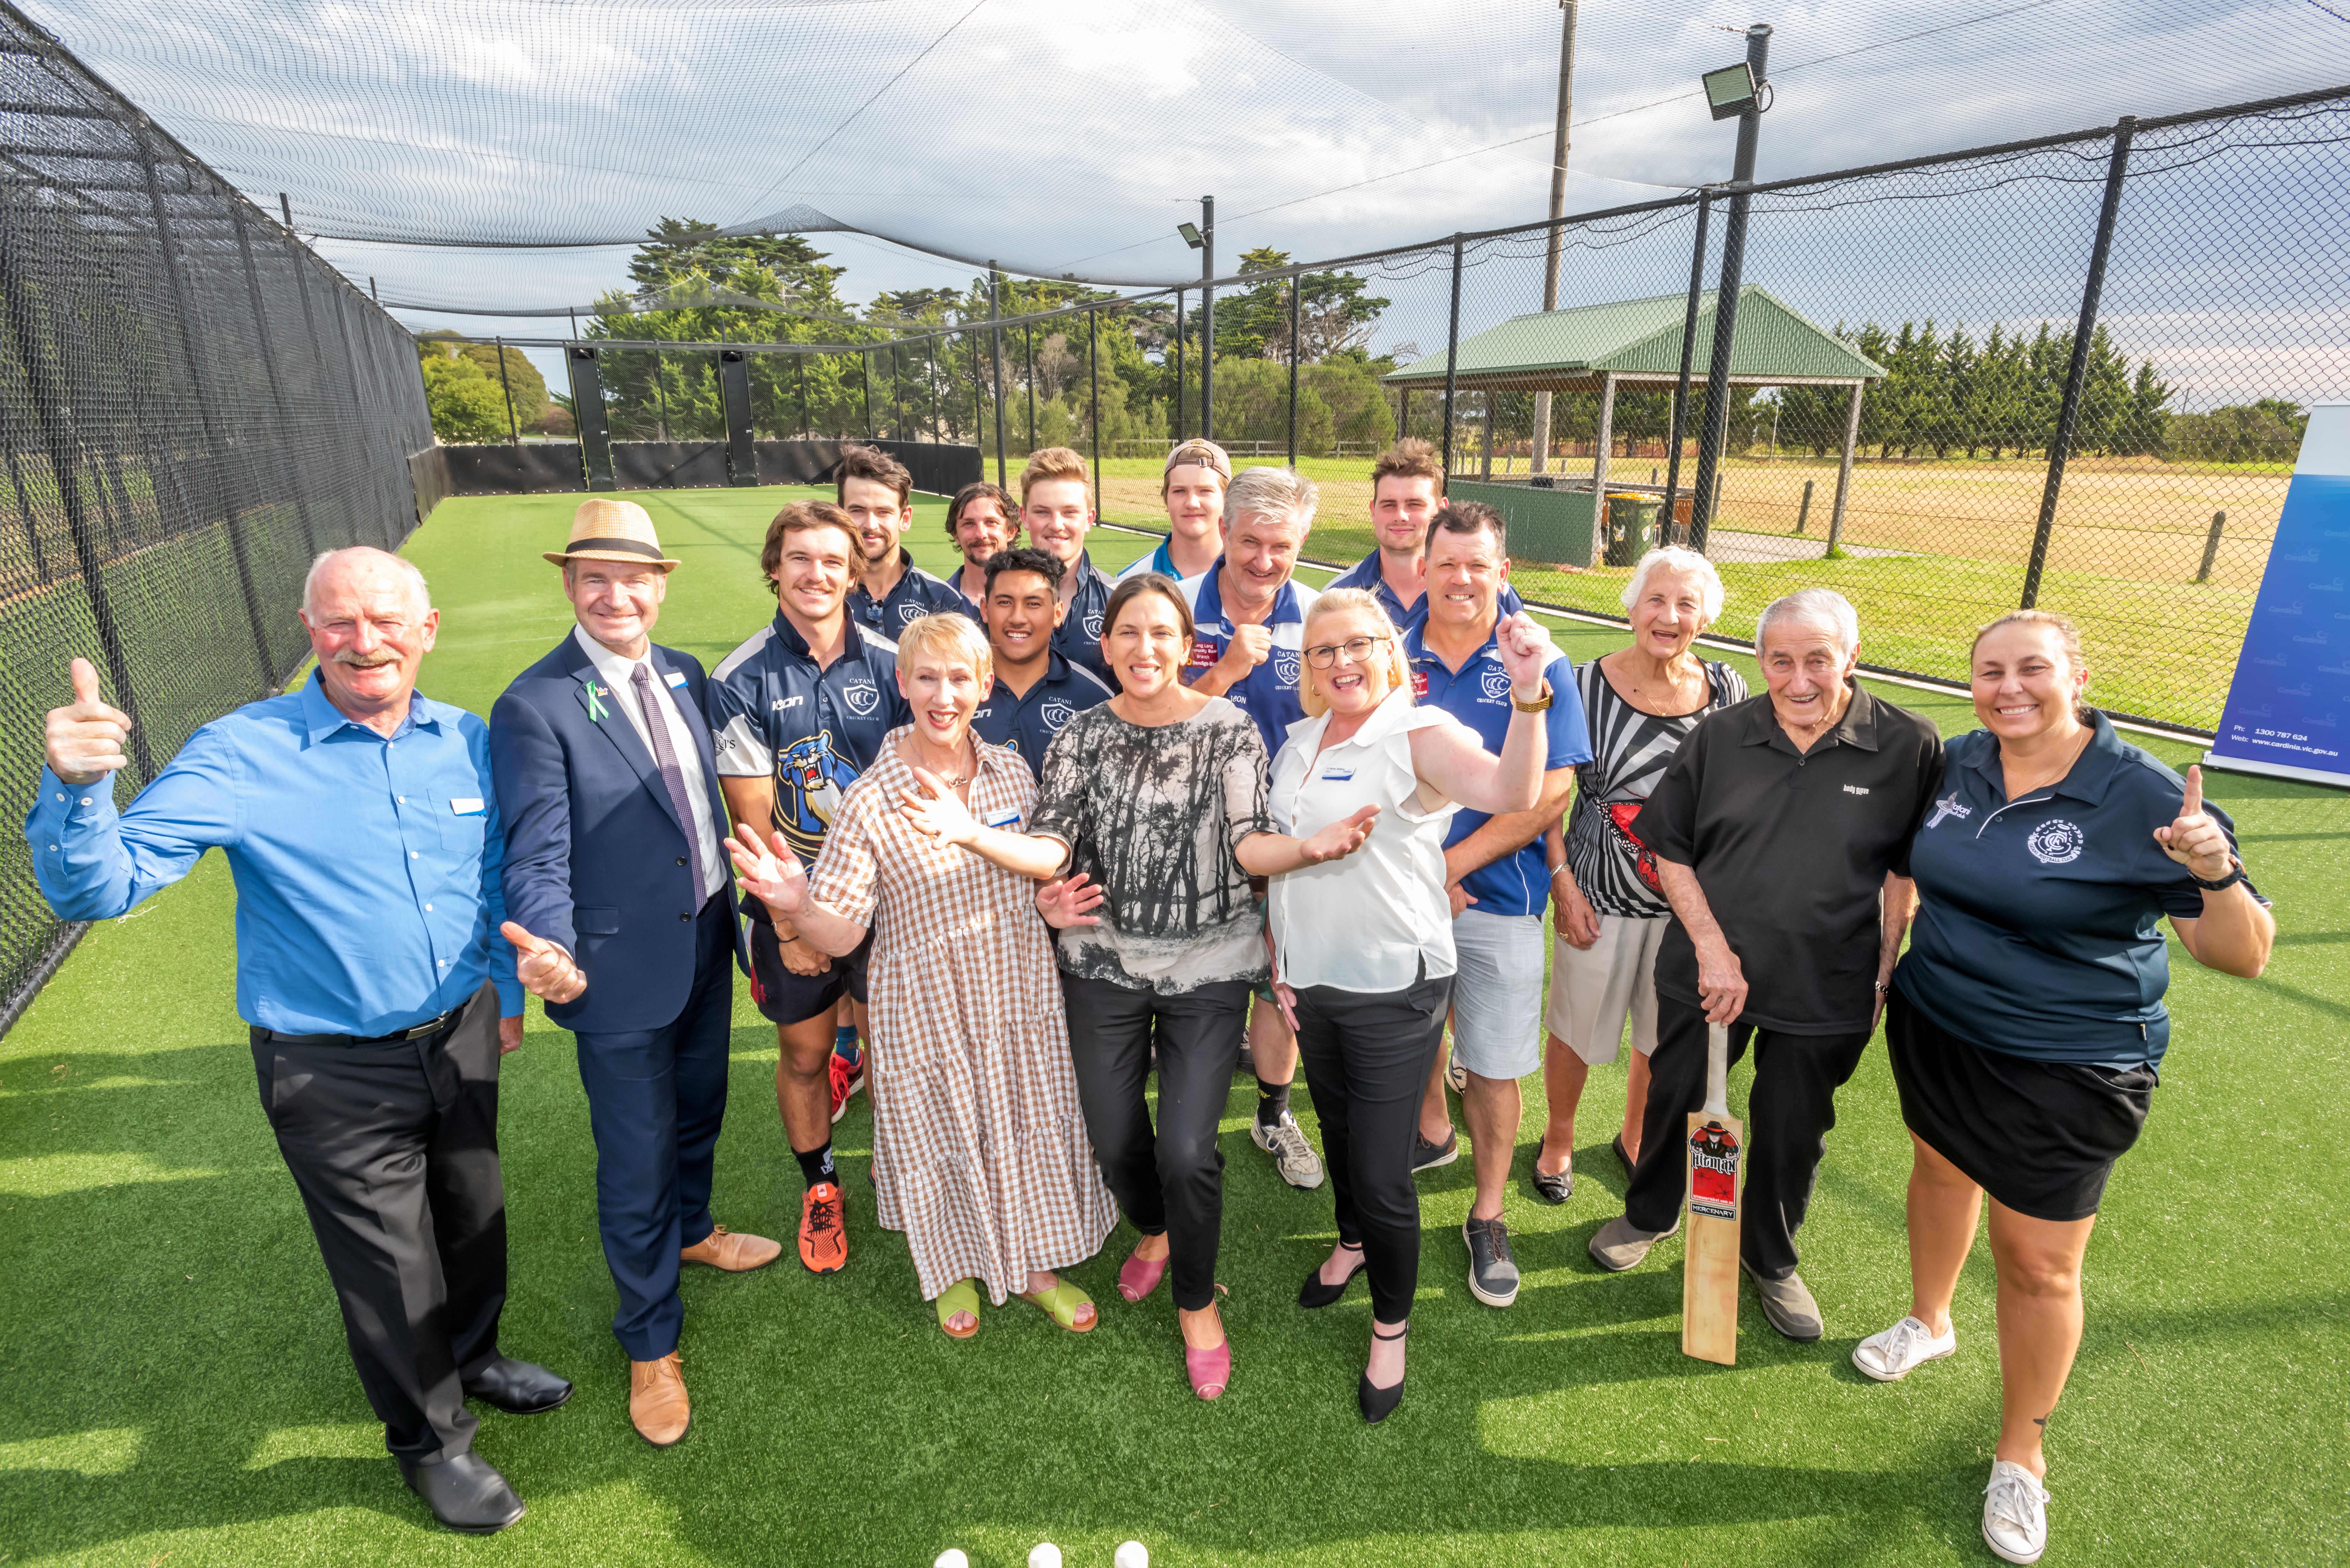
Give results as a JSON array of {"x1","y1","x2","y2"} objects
[{"x1": 583, "y1": 676, "x2": 611, "y2": 723}]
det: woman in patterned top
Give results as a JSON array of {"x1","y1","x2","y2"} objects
[
  {"x1": 1025, "y1": 573, "x2": 1378, "y2": 1401},
  {"x1": 726, "y1": 614, "x2": 1115, "y2": 1341},
  {"x1": 1530, "y1": 547, "x2": 1746, "y2": 1201}
]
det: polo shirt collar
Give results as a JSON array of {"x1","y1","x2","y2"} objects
[
  {"x1": 1402, "y1": 618, "x2": 1501, "y2": 669},
  {"x1": 1740, "y1": 679, "x2": 1880, "y2": 755},
  {"x1": 770, "y1": 607, "x2": 871, "y2": 663},
  {"x1": 299, "y1": 667, "x2": 437, "y2": 743},
  {"x1": 994, "y1": 650, "x2": 1071, "y2": 698},
  {"x1": 1195, "y1": 556, "x2": 1304, "y2": 630},
  {"x1": 1962, "y1": 707, "x2": 2126, "y2": 806}
]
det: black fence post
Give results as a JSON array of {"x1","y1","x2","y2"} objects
[
  {"x1": 1088, "y1": 306, "x2": 1103, "y2": 509},
  {"x1": 1689, "y1": 24, "x2": 1771, "y2": 555},
  {"x1": 229, "y1": 204, "x2": 321, "y2": 559},
  {"x1": 720, "y1": 349, "x2": 756, "y2": 486},
  {"x1": 1442, "y1": 235, "x2": 1464, "y2": 477},
  {"x1": 495, "y1": 335, "x2": 519, "y2": 444},
  {"x1": 1174, "y1": 289, "x2": 1186, "y2": 441},
  {"x1": 1662, "y1": 192, "x2": 1711, "y2": 544},
  {"x1": 861, "y1": 347, "x2": 874, "y2": 439},
  {"x1": 1201, "y1": 194, "x2": 1215, "y2": 441},
  {"x1": 2022, "y1": 116, "x2": 2137, "y2": 610},
  {"x1": 1287, "y1": 272, "x2": 1301, "y2": 467},
  {"x1": 797, "y1": 352, "x2": 810, "y2": 439},
  {"x1": 988, "y1": 270, "x2": 1008, "y2": 487},
  {"x1": 567, "y1": 345, "x2": 616, "y2": 491},
  {"x1": 1024, "y1": 320, "x2": 1037, "y2": 456}
]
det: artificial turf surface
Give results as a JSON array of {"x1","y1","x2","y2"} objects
[{"x1": 1, "y1": 485, "x2": 2344, "y2": 1567}]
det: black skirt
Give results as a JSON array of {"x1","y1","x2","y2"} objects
[{"x1": 1885, "y1": 988, "x2": 2156, "y2": 1222}]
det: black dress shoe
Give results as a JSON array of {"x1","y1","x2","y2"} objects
[
  {"x1": 1298, "y1": 1245, "x2": 1366, "y2": 1308},
  {"x1": 398, "y1": 1451, "x2": 526, "y2": 1534},
  {"x1": 1358, "y1": 1325, "x2": 1408, "y2": 1425},
  {"x1": 464, "y1": 1356, "x2": 573, "y2": 1415}
]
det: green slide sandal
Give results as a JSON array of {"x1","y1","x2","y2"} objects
[
  {"x1": 1017, "y1": 1279, "x2": 1097, "y2": 1334},
  {"x1": 935, "y1": 1279, "x2": 982, "y2": 1339}
]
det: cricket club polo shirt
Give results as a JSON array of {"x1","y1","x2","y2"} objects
[
  {"x1": 1895, "y1": 710, "x2": 2262, "y2": 1070},
  {"x1": 1180, "y1": 561, "x2": 1319, "y2": 757},
  {"x1": 1633, "y1": 683, "x2": 1945, "y2": 1035},
  {"x1": 848, "y1": 548, "x2": 969, "y2": 638},
  {"x1": 1325, "y1": 547, "x2": 1524, "y2": 630},
  {"x1": 1402, "y1": 621, "x2": 1591, "y2": 918},
  {"x1": 1052, "y1": 551, "x2": 1119, "y2": 687},
  {"x1": 971, "y1": 651, "x2": 1114, "y2": 780},
  {"x1": 707, "y1": 610, "x2": 912, "y2": 866}
]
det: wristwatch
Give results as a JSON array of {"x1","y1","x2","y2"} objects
[
  {"x1": 2190, "y1": 857, "x2": 2248, "y2": 892},
  {"x1": 1512, "y1": 680, "x2": 1553, "y2": 713}
]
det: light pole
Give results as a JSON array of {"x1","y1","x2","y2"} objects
[
  {"x1": 1531, "y1": 0, "x2": 1578, "y2": 476},
  {"x1": 1688, "y1": 22, "x2": 1770, "y2": 554}
]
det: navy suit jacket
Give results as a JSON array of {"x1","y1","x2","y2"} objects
[{"x1": 490, "y1": 633, "x2": 746, "y2": 1036}]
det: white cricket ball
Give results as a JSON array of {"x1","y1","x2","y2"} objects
[
  {"x1": 1027, "y1": 1545, "x2": 1062, "y2": 1568},
  {"x1": 933, "y1": 1551, "x2": 968, "y2": 1568},
  {"x1": 1115, "y1": 1542, "x2": 1150, "y2": 1568}
]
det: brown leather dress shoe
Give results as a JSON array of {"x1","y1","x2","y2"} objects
[
  {"x1": 629, "y1": 1353, "x2": 690, "y2": 1447},
  {"x1": 680, "y1": 1223, "x2": 783, "y2": 1272}
]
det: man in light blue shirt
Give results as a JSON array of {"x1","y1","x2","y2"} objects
[{"x1": 27, "y1": 547, "x2": 574, "y2": 1535}]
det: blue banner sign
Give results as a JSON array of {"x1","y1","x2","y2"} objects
[{"x1": 2207, "y1": 402, "x2": 2350, "y2": 788}]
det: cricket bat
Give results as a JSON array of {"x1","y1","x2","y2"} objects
[{"x1": 1681, "y1": 1021, "x2": 1745, "y2": 1365}]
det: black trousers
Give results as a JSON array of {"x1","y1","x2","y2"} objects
[
  {"x1": 1292, "y1": 969, "x2": 1453, "y2": 1324},
  {"x1": 251, "y1": 982, "x2": 506, "y2": 1463},
  {"x1": 575, "y1": 890, "x2": 734, "y2": 1361},
  {"x1": 1060, "y1": 972, "x2": 1250, "y2": 1312},
  {"x1": 1624, "y1": 990, "x2": 1872, "y2": 1281}
]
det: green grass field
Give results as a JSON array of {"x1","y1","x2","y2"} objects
[{"x1": 3, "y1": 485, "x2": 2344, "y2": 1567}]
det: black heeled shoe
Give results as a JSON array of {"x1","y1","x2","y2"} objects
[
  {"x1": 1359, "y1": 1324, "x2": 1408, "y2": 1424},
  {"x1": 1299, "y1": 1243, "x2": 1366, "y2": 1308}
]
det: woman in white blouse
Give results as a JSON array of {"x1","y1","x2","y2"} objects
[{"x1": 1267, "y1": 588, "x2": 1558, "y2": 1421}]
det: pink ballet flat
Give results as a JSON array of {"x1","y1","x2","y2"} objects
[
  {"x1": 1185, "y1": 1339, "x2": 1230, "y2": 1401},
  {"x1": 1118, "y1": 1248, "x2": 1168, "y2": 1303}
]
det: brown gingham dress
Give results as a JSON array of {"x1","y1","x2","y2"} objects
[{"x1": 807, "y1": 728, "x2": 1116, "y2": 1305}]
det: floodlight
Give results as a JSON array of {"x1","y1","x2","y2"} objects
[
  {"x1": 1703, "y1": 61, "x2": 1757, "y2": 121},
  {"x1": 1177, "y1": 222, "x2": 1203, "y2": 249}
]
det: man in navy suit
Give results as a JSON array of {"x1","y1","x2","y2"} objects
[{"x1": 489, "y1": 499, "x2": 782, "y2": 1451}]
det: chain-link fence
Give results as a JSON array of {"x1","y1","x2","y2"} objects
[{"x1": 1, "y1": 5, "x2": 433, "y2": 1029}]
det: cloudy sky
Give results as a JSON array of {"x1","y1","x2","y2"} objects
[{"x1": 24, "y1": 0, "x2": 2350, "y2": 401}]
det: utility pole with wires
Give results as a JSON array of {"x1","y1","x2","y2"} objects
[{"x1": 1530, "y1": 0, "x2": 1578, "y2": 476}]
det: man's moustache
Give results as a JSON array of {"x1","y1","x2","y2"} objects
[{"x1": 332, "y1": 650, "x2": 401, "y2": 669}]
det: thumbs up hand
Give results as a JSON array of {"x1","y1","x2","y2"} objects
[
  {"x1": 2154, "y1": 764, "x2": 2234, "y2": 882},
  {"x1": 46, "y1": 658, "x2": 133, "y2": 787},
  {"x1": 501, "y1": 920, "x2": 586, "y2": 1003}
]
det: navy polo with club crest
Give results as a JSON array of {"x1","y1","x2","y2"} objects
[
  {"x1": 1403, "y1": 621, "x2": 1590, "y2": 917},
  {"x1": 1179, "y1": 560, "x2": 1318, "y2": 757},
  {"x1": 706, "y1": 611, "x2": 912, "y2": 866},
  {"x1": 970, "y1": 651, "x2": 1114, "y2": 781},
  {"x1": 1051, "y1": 551, "x2": 1119, "y2": 686},
  {"x1": 848, "y1": 547, "x2": 970, "y2": 639},
  {"x1": 1894, "y1": 710, "x2": 2261, "y2": 1070}
]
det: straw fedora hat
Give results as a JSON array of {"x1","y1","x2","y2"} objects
[{"x1": 543, "y1": 497, "x2": 681, "y2": 568}]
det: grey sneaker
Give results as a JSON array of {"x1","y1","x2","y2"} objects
[
  {"x1": 1588, "y1": 1212, "x2": 1678, "y2": 1272},
  {"x1": 1249, "y1": 1111, "x2": 1325, "y2": 1190},
  {"x1": 1743, "y1": 1263, "x2": 1824, "y2": 1341},
  {"x1": 1463, "y1": 1216, "x2": 1520, "y2": 1307},
  {"x1": 1411, "y1": 1127, "x2": 1459, "y2": 1172}
]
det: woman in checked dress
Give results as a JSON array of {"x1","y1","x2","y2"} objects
[{"x1": 728, "y1": 613, "x2": 1115, "y2": 1338}]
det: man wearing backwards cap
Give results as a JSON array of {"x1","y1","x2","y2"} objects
[
  {"x1": 489, "y1": 499, "x2": 781, "y2": 1451},
  {"x1": 1117, "y1": 437, "x2": 1231, "y2": 585}
]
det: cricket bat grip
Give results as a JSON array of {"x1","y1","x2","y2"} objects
[{"x1": 1703, "y1": 1023, "x2": 1729, "y2": 1119}]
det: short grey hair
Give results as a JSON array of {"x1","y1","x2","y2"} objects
[
  {"x1": 303, "y1": 547, "x2": 430, "y2": 616},
  {"x1": 1223, "y1": 465, "x2": 1318, "y2": 535},
  {"x1": 1619, "y1": 546, "x2": 1725, "y2": 624},
  {"x1": 1755, "y1": 587, "x2": 1859, "y2": 655}
]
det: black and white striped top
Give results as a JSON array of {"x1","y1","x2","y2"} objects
[{"x1": 1563, "y1": 656, "x2": 1747, "y2": 919}]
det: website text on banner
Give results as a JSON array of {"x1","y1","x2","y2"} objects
[{"x1": 2207, "y1": 402, "x2": 2350, "y2": 788}]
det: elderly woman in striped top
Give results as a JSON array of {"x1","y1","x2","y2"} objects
[
  {"x1": 1530, "y1": 547, "x2": 1745, "y2": 1201},
  {"x1": 728, "y1": 612, "x2": 1114, "y2": 1340}
]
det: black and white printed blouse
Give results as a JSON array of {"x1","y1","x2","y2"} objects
[{"x1": 1562, "y1": 656, "x2": 1747, "y2": 919}]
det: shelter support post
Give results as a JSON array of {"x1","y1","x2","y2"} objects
[
  {"x1": 1591, "y1": 372, "x2": 1617, "y2": 506},
  {"x1": 1825, "y1": 381, "x2": 1863, "y2": 557}
]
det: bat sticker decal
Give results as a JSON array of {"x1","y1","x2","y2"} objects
[{"x1": 1688, "y1": 1119, "x2": 1742, "y2": 1220}]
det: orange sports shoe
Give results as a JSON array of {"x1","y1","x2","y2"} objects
[{"x1": 798, "y1": 1182, "x2": 846, "y2": 1275}]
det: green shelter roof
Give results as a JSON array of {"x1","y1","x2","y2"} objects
[{"x1": 1383, "y1": 286, "x2": 1886, "y2": 390}]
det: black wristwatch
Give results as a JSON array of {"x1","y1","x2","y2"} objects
[{"x1": 2190, "y1": 857, "x2": 2248, "y2": 892}]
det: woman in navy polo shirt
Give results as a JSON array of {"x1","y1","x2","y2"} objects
[{"x1": 1856, "y1": 610, "x2": 2273, "y2": 1567}]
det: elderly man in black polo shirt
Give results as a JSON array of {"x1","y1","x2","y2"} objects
[{"x1": 1588, "y1": 588, "x2": 1944, "y2": 1342}]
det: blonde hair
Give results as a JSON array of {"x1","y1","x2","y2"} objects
[
  {"x1": 1972, "y1": 609, "x2": 2091, "y2": 720},
  {"x1": 1018, "y1": 446, "x2": 1091, "y2": 504},
  {"x1": 1224, "y1": 465, "x2": 1318, "y2": 535},
  {"x1": 895, "y1": 612, "x2": 992, "y2": 682},
  {"x1": 1298, "y1": 589, "x2": 1411, "y2": 719}
]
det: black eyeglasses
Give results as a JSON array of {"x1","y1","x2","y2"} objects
[{"x1": 1304, "y1": 635, "x2": 1391, "y2": 669}]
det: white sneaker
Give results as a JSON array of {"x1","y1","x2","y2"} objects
[
  {"x1": 1250, "y1": 1111, "x2": 1326, "y2": 1190},
  {"x1": 1982, "y1": 1460, "x2": 2051, "y2": 1564},
  {"x1": 1853, "y1": 1315, "x2": 1957, "y2": 1382}
]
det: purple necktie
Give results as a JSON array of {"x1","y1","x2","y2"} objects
[{"x1": 630, "y1": 664, "x2": 703, "y2": 886}]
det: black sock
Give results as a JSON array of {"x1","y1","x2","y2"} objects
[
  {"x1": 794, "y1": 1141, "x2": 836, "y2": 1189},
  {"x1": 1256, "y1": 1077, "x2": 1292, "y2": 1128}
]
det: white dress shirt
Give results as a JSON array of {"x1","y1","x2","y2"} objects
[
  {"x1": 572, "y1": 624, "x2": 727, "y2": 901},
  {"x1": 1267, "y1": 686, "x2": 1463, "y2": 994}
]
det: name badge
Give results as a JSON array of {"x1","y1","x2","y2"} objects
[
  {"x1": 450, "y1": 797, "x2": 485, "y2": 817},
  {"x1": 1189, "y1": 637, "x2": 1221, "y2": 668},
  {"x1": 981, "y1": 808, "x2": 1022, "y2": 830},
  {"x1": 1320, "y1": 765, "x2": 1356, "y2": 782},
  {"x1": 664, "y1": 671, "x2": 688, "y2": 689}
]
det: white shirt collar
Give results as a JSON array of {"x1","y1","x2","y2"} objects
[{"x1": 572, "y1": 622, "x2": 656, "y2": 691}]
